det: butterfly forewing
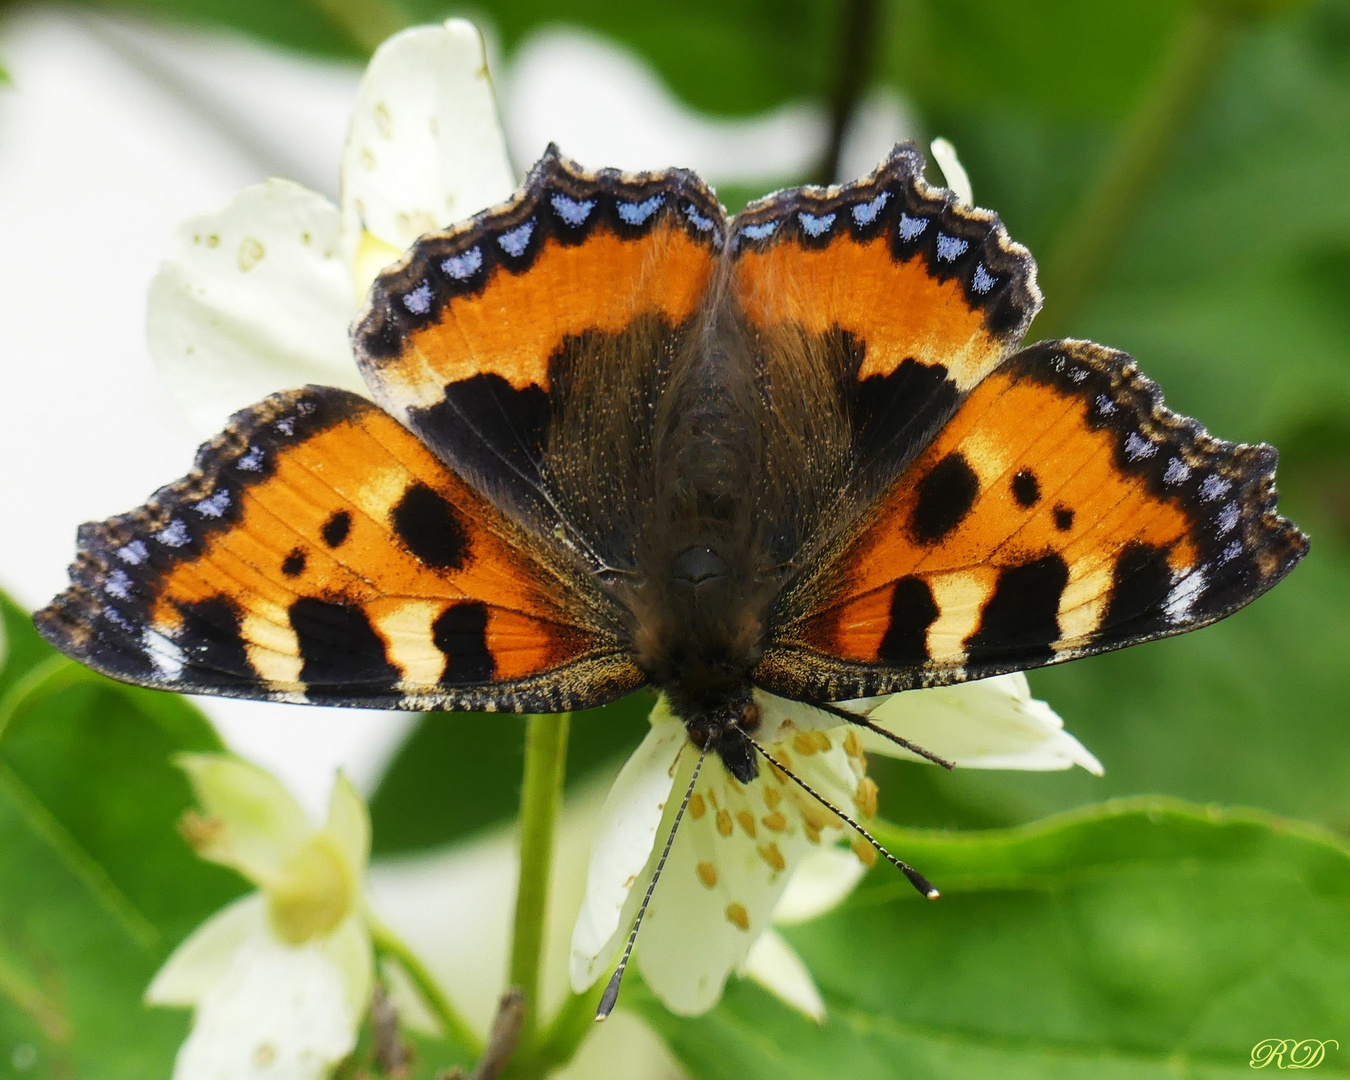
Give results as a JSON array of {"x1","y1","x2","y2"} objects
[{"x1": 354, "y1": 146, "x2": 727, "y2": 573}]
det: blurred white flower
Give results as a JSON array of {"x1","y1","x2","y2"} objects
[
  {"x1": 147, "y1": 755, "x2": 375, "y2": 1080},
  {"x1": 570, "y1": 674, "x2": 1100, "y2": 1019},
  {"x1": 147, "y1": 18, "x2": 516, "y2": 437}
]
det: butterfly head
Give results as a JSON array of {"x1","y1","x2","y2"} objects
[{"x1": 679, "y1": 690, "x2": 761, "y2": 785}]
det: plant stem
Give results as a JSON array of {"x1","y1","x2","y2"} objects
[
  {"x1": 308, "y1": 0, "x2": 409, "y2": 55},
  {"x1": 508, "y1": 713, "x2": 571, "y2": 1047},
  {"x1": 1034, "y1": 0, "x2": 1244, "y2": 337},
  {"x1": 368, "y1": 915, "x2": 482, "y2": 1056},
  {"x1": 814, "y1": 0, "x2": 882, "y2": 185}
]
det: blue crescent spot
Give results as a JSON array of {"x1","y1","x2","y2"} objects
[
  {"x1": 684, "y1": 202, "x2": 716, "y2": 232},
  {"x1": 1163, "y1": 458, "x2": 1191, "y2": 485},
  {"x1": 899, "y1": 213, "x2": 929, "y2": 242},
  {"x1": 798, "y1": 212, "x2": 836, "y2": 237},
  {"x1": 1200, "y1": 475, "x2": 1231, "y2": 502},
  {"x1": 105, "y1": 568, "x2": 132, "y2": 600},
  {"x1": 402, "y1": 280, "x2": 433, "y2": 314},
  {"x1": 852, "y1": 191, "x2": 889, "y2": 226},
  {"x1": 971, "y1": 263, "x2": 997, "y2": 294},
  {"x1": 194, "y1": 490, "x2": 231, "y2": 518},
  {"x1": 155, "y1": 519, "x2": 190, "y2": 548},
  {"x1": 441, "y1": 246, "x2": 483, "y2": 280},
  {"x1": 1220, "y1": 539, "x2": 1243, "y2": 564},
  {"x1": 1125, "y1": 432, "x2": 1157, "y2": 461},
  {"x1": 618, "y1": 195, "x2": 665, "y2": 226},
  {"x1": 550, "y1": 193, "x2": 596, "y2": 227},
  {"x1": 117, "y1": 540, "x2": 149, "y2": 565},
  {"x1": 236, "y1": 445, "x2": 266, "y2": 473},
  {"x1": 740, "y1": 220, "x2": 779, "y2": 242},
  {"x1": 935, "y1": 233, "x2": 969, "y2": 262},
  {"x1": 1216, "y1": 502, "x2": 1240, "y2": 535},
  {"x1": 498, "y1": 220, "x2": 536, "y2": 257}
]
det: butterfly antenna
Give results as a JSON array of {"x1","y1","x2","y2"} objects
[
  {"x1": 813, "y1": 701, "x2": 955, "y2": 771},
  {"x1": 746, "y1": 735, "x2": 940, "y2": 901},
  {"x1": 595, "y1": 738, "x2": 711, "y2": 1022}
]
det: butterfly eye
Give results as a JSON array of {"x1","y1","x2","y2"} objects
[{"x1": 740, "y1": 698, "x2": 761, "y2": 732}]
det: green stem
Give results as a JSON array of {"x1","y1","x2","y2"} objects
[
  {"x1": 508, "y1": 713, "x2": 571, "y2": 1047},
  {"x1": 368, "y1": 915, "x2": 482, "y2": 1056},
  {"x1": 308, "y1": 0, "x2": 410, "y2": 55},
  {"x1": 1034, "y1": 0, "x2": 1245, "y2": 337}
]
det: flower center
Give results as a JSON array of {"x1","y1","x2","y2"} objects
[{"x1": 266, "y1": 833, "x2": 355, "y2": 944}]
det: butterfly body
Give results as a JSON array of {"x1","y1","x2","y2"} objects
[{"x1": 37, "y1": 144, "x2": 1307, "y2": 768}]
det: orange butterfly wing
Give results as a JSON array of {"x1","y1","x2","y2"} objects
[
  {"x1": 755, "y1": 340, "x2": 1308, "y2": 700},
  {"x1": 37, "y1": 387, "x2": 642, "y2": 711}
]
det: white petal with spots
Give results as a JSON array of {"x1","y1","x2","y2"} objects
[
  {"x1": 168, "y1": 910, "x2": 369, "y2": 1080},
  {"x1": 631, "y1": 731, "x2": 861, "y2": 1015},
  {"x1": 771, "y1": 845, "x2": 868, "y2": 925},
  {"x1": 147, "y1": 179, "x2": 363, "y2": 437},
  {"x1": 859, "y1": 673, "x2": 1103, "y2": 774},
  {"x1": 341, "y1": 19, "x2": 516, "y2": 294}
]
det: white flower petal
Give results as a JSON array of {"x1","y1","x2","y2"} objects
[
  {"x1": 632, "y1": 738, "x2": 859, "y2": 1016},
  {"x1": 569, "y1": 706, "x2": 685, "y2": 992},
  {"x1": 771, "y1": 845, "x2": 867, "y2": 926},
  {"x1": 341, "y1": 18, "x2": 515, "y2": 293},
  {"x1": 318, "y1": 914, "x2": 375, "y2": 1022},
  {"x1": 857, "y1": 674, "x2": 1103, "y2": 774},
  {"x1": 323, "y1": 772, "x2": 370, "y2": 884},
  {"x1": 176, "y1": 753, "x2": 315, "y2": 885},
  {"x1": 147, "y1": 893, "x2": 269, "y2": 1007},
  {"x1": 739, "y1": 928, "x2": 826, "y2": 1024},
  {"x1": 930, "y1": 137, "x2": 973, "y2": 205},
  {"x1": 147, "y1": 179, "x2": 363, "y2": 437},
  {"x1": 753, "y1": 689, "x2": 838, "y2": 745},
  {"x1": 170, "y1": 925, "x2": 364, "y2": 1080}
]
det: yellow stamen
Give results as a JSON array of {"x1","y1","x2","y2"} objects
[
  {"x1": 689, "y1": 792, "x2": 706, "y2": 820},
  {"x1": 758, "y1": 842, "x2": 785, "y2": 871},
  {"x1": 716, "y1": 809, "x2": 734, "y2": 837},
  {"x1": 696, "y1": 861, "x2": 718, "y2": 888}
]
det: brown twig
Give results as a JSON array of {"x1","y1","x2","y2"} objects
[
  {"x1": 436, "y1": 989, "x2": 526, "y2": 1080},
  {"x1": 371, "y1": 984, "x2": 412, "y2": 1076},
  {"x1": 815, "y1": 0, "x2": 882, "y2": 185}
]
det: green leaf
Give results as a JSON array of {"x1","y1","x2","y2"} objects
[
  {"x1": 635, "y1": 798, "x2": 1350, "y2": 1078},
  {"x1": 0, "y1": 593, "x2": 246, "y2": 1077}
]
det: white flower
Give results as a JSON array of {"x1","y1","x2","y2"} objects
[
  {"x1": 569, "y1": 674, "x2": 1101, "y2": 1019},
  {"x1": 147, "y1": 19, "x2": 516, "y2": 437},
  {"x1": 147, "y1": 754, "x2": 375, "y2": 1080}
]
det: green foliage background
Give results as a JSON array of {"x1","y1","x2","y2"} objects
[{"x1": 2, "y1": 0, "x2": 1348, "y2": 1076}]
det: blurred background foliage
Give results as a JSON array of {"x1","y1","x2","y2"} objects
[{"x1": 2, "y1": 0, "x2": 1349, "y2": 1076}]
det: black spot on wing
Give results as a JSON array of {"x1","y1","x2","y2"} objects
[
  {"x1": 433, "y1": 602, "x2": 495, "y2": 684},
  {"x1": 321, "y1": 511, "x2": 351, "y2": 548},
  {"x1": 1103, "y1": 541, "x2": 1173, "y2": 636},
  {"x1": 877, "y1": 576, "x2": 939, "y2": 667},
  {"x1": 176, "y1": 597, "x2": 256, "y2": 689},
  {"x1": 391, "y1": 482, "x2": 471, "y2": 570},
  {"x1": 408, "y1": 373, "x2": 549, "y2": 517},
  {"x1": 965, "y1": 554, "x2": 1069, "y2": 668},
  {"x1": 911, "y1": 452, "x2": 980, "y2": 543},
  {"x1": 282, "y1": 548, "x2": 306, "y2": 577},
  {"x1": 851, "y1": 351, "x2": 961, "y2": 479},
  {"x1": 1012, "y1": 469, "x2": 1040, "y2": 507},
  {"x1": 289, "y1": 598, "x2": 399, "y2": 692},
  {"x1": 1053, "y1": 505, "x2": 1075, "y2": 531}
]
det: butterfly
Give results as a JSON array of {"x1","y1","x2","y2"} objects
[{"x1": 38, "y1": 141, "x2": 1306, "y2": 813}]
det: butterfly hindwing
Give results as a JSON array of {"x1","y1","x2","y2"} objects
[
  {"x1": 36, "y1": 387, "x2": 643, "y2": 711},
  {"x1": 755, "y1": 340, "x2": 1309, "y2": 701},
  {"x1": 354, "y1": 146, "x2": 727, "y2": 569}
]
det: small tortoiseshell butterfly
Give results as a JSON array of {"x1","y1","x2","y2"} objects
[{"x1": 38, "y1": 142, "x2": 1307, "y2": 798}]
